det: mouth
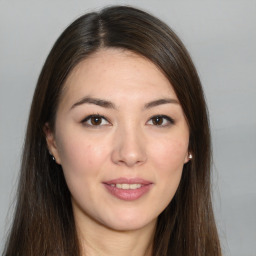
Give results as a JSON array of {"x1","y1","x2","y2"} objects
[
  {"x1": 103, "y1": 178, "x2": 153, "y2": 201},
  {"x1": 109, "y1": 183, "x2": 143, "y2": 189}
]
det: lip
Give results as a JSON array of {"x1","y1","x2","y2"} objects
[
  {"x1": 103, "y1": 177, "x2": 153, "y2": 201},
  {"x1": 104, "y1": 177, "x2": 152, "y2": 185}
]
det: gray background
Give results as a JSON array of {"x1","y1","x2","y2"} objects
[{"x1": 0, "y1": 0, "x2": 255, "y2": 255}]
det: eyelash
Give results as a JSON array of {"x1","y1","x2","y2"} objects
[
  {"x1": 81, "y1": 114, "x2": 174, "y2": 127},
  {"x1": 147, "y1": 115, "x2": 175, "y2": 127},
  {"x1": 81, "y1": 114, "x2": 110, "y2": 127}
]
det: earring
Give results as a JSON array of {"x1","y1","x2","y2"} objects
[
  {"x1": 49, "y1": 151, "x2": 55, "y2": 161},
  {"x1": 188, "y1": 153, "x2": 193, "y2": 160}
]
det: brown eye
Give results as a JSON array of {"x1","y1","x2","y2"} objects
[
  {"x1": 152, "y1": 116, "x2": 164, "y2": 125},
  {"x1": 147, "y1": 115, "x2": 174, "y2": 127},
  {"x1": 82, "y1": 115, "x2": 109, "y2": 126},
  {"x1": 91, "y1": 116, "x2": 102, "y2": 125}
]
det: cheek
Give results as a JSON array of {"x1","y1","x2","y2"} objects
[
  {"x1": 56, "y1": 134, "x2": 109, "y2": 176},
  {"x1": 153, "y1": 138, "x2": 188, "y2": 203},
  {"x1": 151, "y1": 138, "x2": 188, "y2": 171},
  {"x1": 56, "y1": 136, "x2": 110, "y2": 203},
  {"x1": 147, "y1": 137, "x2": 188, "y2": 214}
]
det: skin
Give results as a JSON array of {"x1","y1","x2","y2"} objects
[{"x1": 45, "y1": 48, "x2": 190, "y2": 256}]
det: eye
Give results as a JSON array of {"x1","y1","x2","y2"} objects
[
  {"x1": 147, "y1": 115, "x2": 174, "y2": 127},
  {"x1": 81, "y1": 115, "x2": 110, "y2": 126}
]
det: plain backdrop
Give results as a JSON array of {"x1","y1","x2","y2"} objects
[{"x1": 0, "y1": 1, "x2": 255, "y2": 255}]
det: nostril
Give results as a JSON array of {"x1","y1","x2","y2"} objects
[
  {"x1": 111, "y1": 128, "x2": 147, "y2": 167},
  {"x1": 111, "y1": 143, "x2": 147, "y2": 167}
]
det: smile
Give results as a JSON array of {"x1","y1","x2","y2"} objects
[
  {"x1": 103, "y1": 178, "x2": 152, "y2": 201},
  {"x1": 110, "y1": 184, "x2": 142, "y2": 189}
]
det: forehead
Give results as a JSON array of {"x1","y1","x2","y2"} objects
[{"x1": 60, "y1": 48, "x2": 177, "y2": 107}]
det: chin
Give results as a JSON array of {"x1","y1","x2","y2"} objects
[{"x1": 101, "y1": 213, "x2": 157, "y2": 232}]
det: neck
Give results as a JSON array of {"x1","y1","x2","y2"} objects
[{"x1": 76, "y1": 216, "x2": 156, "y2": 256}]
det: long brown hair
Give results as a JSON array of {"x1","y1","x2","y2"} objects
[{"x1": 3, "y1": 6, "x2": 221, "y2": 256}]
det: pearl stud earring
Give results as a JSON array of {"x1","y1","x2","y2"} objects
[{"x1": 49, "y1": 151, "x2": 55, "y2": 161}]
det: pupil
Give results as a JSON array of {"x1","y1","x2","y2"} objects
[
  {"x1": 92, "y1": 117, "x2": 101, "y2": 125},
  {"x1": 153, "y1": 117, "x2": 163, "y2": 125}
]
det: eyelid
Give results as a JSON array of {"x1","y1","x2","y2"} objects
[
  {"x1": 81, "y1": 114, "x2": 111, "y2": 126},
  {"x1": 146, "y1": 115, "x2": 175, "y2": 126},
  {"x1": 80, "y1": 114, "x2": 174, "y2": 127}
]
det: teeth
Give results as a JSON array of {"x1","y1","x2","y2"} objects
[{"x1": 114, "y1": 184, "x2": 142, "y2": 190}]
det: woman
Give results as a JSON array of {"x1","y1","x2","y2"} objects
[{"x1": 3, "y1": 5, "x2": 222, "y2": 256}]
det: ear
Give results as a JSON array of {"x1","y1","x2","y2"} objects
[
  {"x1": 43, "y1": 123, "x2": 61, "y2": 164},
  {"x1": 184, "y1": 152, "x2": 192, "y2": 164}
]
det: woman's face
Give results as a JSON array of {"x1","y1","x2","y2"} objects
[{"x1": 46, "y1": 48, "x2": 190, "y2": 232}]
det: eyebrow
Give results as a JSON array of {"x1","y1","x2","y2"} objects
[
  {"x1": 144, "y1": 98, "x2": 179, "y2": 109},
  {"x1": 70, "y1": 96, "x2": 179, "y2": 110},
  {"x1": 71, "y1": 96, "x2": 116, "y2": 110}
]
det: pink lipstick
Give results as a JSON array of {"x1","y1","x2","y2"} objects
[{"x1": 103, "y1": 178, "x2": 153, "y2": 201}]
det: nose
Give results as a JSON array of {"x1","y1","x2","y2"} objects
[{"x1": 111, "y1": 126, "x2": 147, "y2": 167}]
